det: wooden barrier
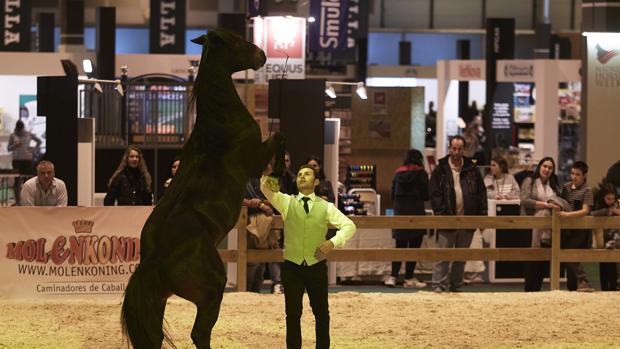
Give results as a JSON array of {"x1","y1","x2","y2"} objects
[{"x1": 221, "y1": 207, "x2": 620, "y2": 291}]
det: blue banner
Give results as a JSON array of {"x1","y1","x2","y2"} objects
[
  {"x1": 309, "y1": 0, "x2": 349, "y2": 52},
  {"x1": 248, "y1": 0, "x2": 261, "y2": 17}
]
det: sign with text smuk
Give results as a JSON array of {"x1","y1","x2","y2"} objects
[
  {"x1": 253, "y1": 16, "x2": 306, "y2": 83},
  {"x1": 0, "y1": 0, "x2": 31, "y2": 51},
  {"x1": 309, "y1": 0, "x2": 349, "y2": 52},
  {"x1": 150, "y1": 0, "x2": 186, "y2": 53},
  {"x1": 0, "y1": 207, "x2": 152, "y2": 299}
]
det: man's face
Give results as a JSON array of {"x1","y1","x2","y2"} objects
[
  {"x1": 449, "y1": 139, "x2": 464, "y2": 163},
  {"x1": 296, "y1": 167, "x2": 318, "y2": 192},
  {"x1": 570, "y1": 168, "x2": 585, "y2": 186},
  {"x1": 284, "y1": 154, "x2": 291, "y2": 170},
  {"x1": 37, "y1": 164, "x2": 54, "y2": 187},
  {"x1": 127, "y1": 150, "x2": 140, "y2": 168}
]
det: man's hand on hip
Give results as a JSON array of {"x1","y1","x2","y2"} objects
[{"x1": 314, "y1": 240, "x2": 335, "y2": 260}]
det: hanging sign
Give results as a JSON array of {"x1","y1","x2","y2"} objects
[
  {"x1": 149, "y1": 0, "x2": 186, "y2": 54},
  {"x1": 309, "y1": 0, "x2": 349, "y2": 52},
  {"x1": 0, "y1": 0, "x2": 31, "y2": 51},
  {"x1": 253, "y1": 16, "x2": 306, "y2": 83}
]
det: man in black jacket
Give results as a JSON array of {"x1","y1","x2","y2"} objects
[{"x1": 429, "y1": 135, "x2": 487, "y2": 292}]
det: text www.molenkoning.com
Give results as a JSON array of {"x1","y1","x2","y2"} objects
[{"x1": 17, "y1": 263, "x2": 138, "y2": 276}]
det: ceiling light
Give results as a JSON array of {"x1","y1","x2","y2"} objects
[
  {"x1": 325, "y1": 85, "x2": 336, "y2": 99},
  {"x1": 82, "y1": 59, "x2": 93, "y2": 73},
  {"x1": 308, "y1": 17, "x2": 316, "y2": 23}
]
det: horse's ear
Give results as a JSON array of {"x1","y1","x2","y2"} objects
[{"x1": 191, "y1": 35, "x2": 207, "y2": 45}]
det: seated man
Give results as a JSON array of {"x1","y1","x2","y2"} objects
[{"x1": 20, "y1": 160, "x2": 67, "y2": 206}]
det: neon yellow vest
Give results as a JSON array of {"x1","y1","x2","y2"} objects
[{"x1": 283, "y1": 196, "x2": 328, "y2": 266}]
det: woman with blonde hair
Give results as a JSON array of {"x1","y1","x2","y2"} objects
[{"x1": 104, "y1": 146, "x2": 153, "y2": 206}]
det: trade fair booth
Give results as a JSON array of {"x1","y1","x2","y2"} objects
[{"x1": 435, "y1": 59, "x2": 487, "y2": 159}]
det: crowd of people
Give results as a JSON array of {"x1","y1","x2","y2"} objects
[
  {"x1": 5, "y1": 117, "x2": 620, "y2": 296},
  {"x1": 387, "y1": 136, "x2": 620, "y2": 293}
]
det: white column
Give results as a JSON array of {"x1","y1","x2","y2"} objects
[
  {"x1": 436, "y1": 60, "x2": 449, "y2": 159},
  {"x1": 533, "y1": 60, "x2": 559, "y2": 162}
]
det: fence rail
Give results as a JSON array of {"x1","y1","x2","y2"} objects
[{"x1": 221, "y1": 207, "x2": 620, "y2": 292}]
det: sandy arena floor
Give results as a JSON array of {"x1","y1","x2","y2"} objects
[{"x1": 0, "y1": 291, "x2": 619, "y2": 349}]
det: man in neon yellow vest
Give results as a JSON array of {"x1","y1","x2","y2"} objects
[{"x1": 261, "y1": 164, "x2": 356, "y2": 349}]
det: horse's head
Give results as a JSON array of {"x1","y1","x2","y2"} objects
[{"x1": 191, "y1": 29, "x2": 267, "y2": 72}]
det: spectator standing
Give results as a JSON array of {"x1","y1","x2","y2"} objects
[
  {"x1": 7, "y1": 120, "x2": 42, "y2": 205},
  {"x1": 384, "y1": 149, "x2": 429, "y2": 289},
  {"x1": 559, "y1": 161, "x2": 595, "y2": 292},
  {"x1": 243, "y1": 173, "x2": 279, "y2": 293},
  {"x1": 591, "y1": 183, "x2": 620, "y2": 291},
  {"x1": 484, "y1": 156, "x2": 520, "y2": 200},
  {"x1": 429, "y1": 136, "x2": 487, "y2": 292},
  {"x1": 104, "y1": 146, "x2": 153, "y2": 206},
  {"x1": 605, "y1": 160, "x2": 620, "y2": 195},
  {"x1": 520, "y1": 157, "x2": 563, "y2": 291},
  {"x1": 159, "y1": 156, "x2": 180, "y2": 201},
  {"x1": 8, "y1": 120, "x2": 41, "y2": 175},
  {"x1": 20, "y1": 160, "x2": 67, "y2": 207}
]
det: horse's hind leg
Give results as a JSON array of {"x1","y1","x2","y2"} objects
[{"x1": 165, "y1": 235, "x2": 227, "y2": 349}]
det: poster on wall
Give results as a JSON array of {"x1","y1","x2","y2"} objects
[
  {"x1": 253, "y1": 16, "x2": 306, "y2": 83},
  {"x1": 513, "y1": 83, "x2": 535, "y2": 123},
  {"x1": 489, "y1": 83, "x2": 514, "y2": 149}
]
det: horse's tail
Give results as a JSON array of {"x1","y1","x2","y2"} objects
[{"x1": 121, "y1": 260, "x2": 175, "y2": 349}]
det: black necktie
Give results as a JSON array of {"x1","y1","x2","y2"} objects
[{"x1": 302, "y1": 197, "x2": 310, "y2": 214}]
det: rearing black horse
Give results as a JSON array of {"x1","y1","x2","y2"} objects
[{"x1": 121, "y1": 29, "x2": 285, "y2": 349}]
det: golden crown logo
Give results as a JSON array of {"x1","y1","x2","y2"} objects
[{"x1": 72, "y1": 219, "x2": 94, "y2": 234}]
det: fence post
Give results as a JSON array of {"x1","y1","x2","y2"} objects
[
  {"x1": 237, "y1": 206, "x2": 248, "y2": 291},
  {"x1": 550, "y1": 208, "x2": 561, "y2": 290}
]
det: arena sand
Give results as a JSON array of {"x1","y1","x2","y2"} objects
[{"x1": 1, "y1": 291, "x2": 619, "y2": 349}]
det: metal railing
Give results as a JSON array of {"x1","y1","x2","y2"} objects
[
  {"x1": 0, "y1": 174, "x2": 33, "y2": 206},
  {"x1": 79, "y1": 78, "x2": 195, "y2": 147},
  {"x1": 222, "y1": 207, "x2": 620, "y2": 292}
]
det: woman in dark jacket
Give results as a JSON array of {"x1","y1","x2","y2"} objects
[
  {"x1": 385, "y1": 149, "x2": 429, "y2": 288},
  {"x1": 104, "y1": 146, "x2": 153, "y2": 206}
]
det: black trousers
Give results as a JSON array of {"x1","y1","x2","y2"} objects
[
  {"x1": 282, "y1": 260, "x2": 329, "y2": 349},
  {"x1": 391, "y1": 236, "x2": 424, "y2": 279},
  {"x1": 600, "y1": 262, "x2": 618, "y2": 291},
  {"x1": 524, "y1": 230, "x2": 591, "y2": 292}
]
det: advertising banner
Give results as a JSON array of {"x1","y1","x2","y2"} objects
[
  {"x1": 0, "y1": 207, "x2": 152, "y2": 299},
  {"x1": 0, "y1": 0, "x2": 31, "y2": 51},
  {"x1": 485, "y1": 18, "x2": 515, "y2": 155},
  {"x1": 309, "y1": 0, "x2": 350, "y2": 52},
  {"x1": 253, "y1": 16, "x2": 306, "y2": 83},
  {"x1": 586, "y1": 33, "x2": 620, "y2": 183},
  {"x1": 149, "y1": 0, "x2": 186, "y2": 54},
  {"x1": 449, "y1": 60, "x2": 486, "y2": 81}
]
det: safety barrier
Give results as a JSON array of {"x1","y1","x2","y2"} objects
[{"x1": 223, "y1": 207, "x2": 620, "y2": 292}]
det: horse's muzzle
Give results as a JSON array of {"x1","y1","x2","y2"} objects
[{"x1": 253, "y1": 50, "x2": 267, "y2": 70}]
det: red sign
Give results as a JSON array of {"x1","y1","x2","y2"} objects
[{"x1": 265, "y1": 17, "x2": 304, "y2": 59}]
